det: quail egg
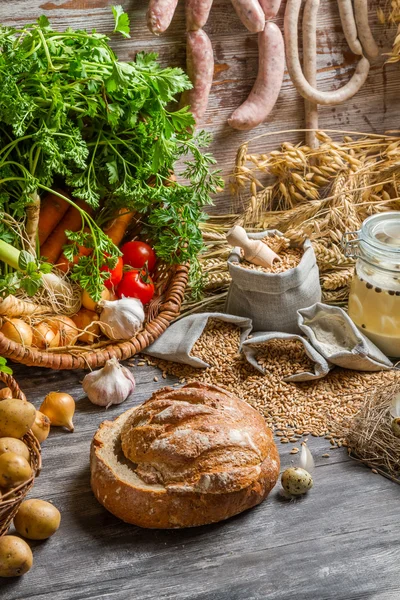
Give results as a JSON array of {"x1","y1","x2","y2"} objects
[{"x1": 281, "y1": 467, "x2": 313, "y2": 496}]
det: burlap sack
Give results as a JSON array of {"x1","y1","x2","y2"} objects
[
  {"x1": 242, "y1": 331, "x2": 331, "y2": 382},
  {"x1": 298, "y1": 303, "x2": 393, "y2": 371},
  {"x1": 143, "y1": 313, "x2": 252, "y2": 368},
  {"x1": 225, "y1": 230, "x2": 321, "y2": 334}
]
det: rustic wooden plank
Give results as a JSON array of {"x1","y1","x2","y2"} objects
[{"x1": 0, "y1": 1, "x2": 398, "y2": 213}]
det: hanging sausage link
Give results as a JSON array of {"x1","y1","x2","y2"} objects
[{"x1": 284, "y1": 0, "x2": 370, "y2": 106}]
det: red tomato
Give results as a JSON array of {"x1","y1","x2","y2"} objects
[
  {"x1": 120, "y1": 241, "x2": 156, "y2": 272},
  {"x1": 101, "y1": 256, "x2": 123, "y2": 290},
  {"x1": 117, "y1": 269, "x2": 155, "y2": 304}
]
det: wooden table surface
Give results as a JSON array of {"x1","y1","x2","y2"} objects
[{"x1": 1, "y1": 360, "x2": 399, "y2": 600}]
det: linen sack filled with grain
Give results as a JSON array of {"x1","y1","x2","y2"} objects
[
  {"x1": 225, "y1": 231, "x2": 321, "y2": 334},
  {"x1": 242, "y1": 331, "x2": 331, "y2": 382},
  {"x1": 143, "y1": 313, "x2": 252, "y2": 367}
]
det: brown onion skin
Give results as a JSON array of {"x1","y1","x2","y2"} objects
[
  {"x1": 0, "y1": 319, "x2": 33, "y2": 346},
  {"x1": 32, "y1": 321, "x2": 60, "y2": 349},
  {"x1": 44, "y1": 316, "x2": 78, "y2": 347}
]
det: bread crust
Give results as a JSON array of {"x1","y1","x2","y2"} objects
[{"x1": 90, "y1": 383, "x2": 280, "y2": 529}]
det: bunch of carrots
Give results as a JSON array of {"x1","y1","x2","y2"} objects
[{"x1": 38, "y1": 190, "x2": 135, "y2": 271}]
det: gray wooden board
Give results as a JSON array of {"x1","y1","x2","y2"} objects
[
  {"x1": 0, "y1": 359, "x2": 399, "y2": 600},
  {"x1": 0, "y1": 1, "x2": 399, "y2": 212}
]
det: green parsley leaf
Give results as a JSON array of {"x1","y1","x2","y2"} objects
[
  {"x1": 0, "y1": 357, "x2": 12, "y2": 375},
  {"x1": 112, "y1": 5, "x2": 131, "y2": 38}
]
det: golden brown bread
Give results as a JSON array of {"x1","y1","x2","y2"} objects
[{"x1": 90, "y1": 382, "x2": 280, "y2": 528}]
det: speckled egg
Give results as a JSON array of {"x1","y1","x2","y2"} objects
[
  {"x1": 392, "y1": 418, "x2": 400, "y2": 438},
  {"x1": 281, "y1": 467, "x2": 313, "y2": 496}
]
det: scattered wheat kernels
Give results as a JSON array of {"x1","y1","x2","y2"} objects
[{"x1": 146, "y1": 321, "x2": 400, "y2": 445}]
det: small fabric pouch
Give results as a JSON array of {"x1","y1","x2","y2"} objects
[
  {"x1": 298, "y1": 303, "x2": 393, "y2": 371},
  {"x1": 143, "y1": 312, "x2": 252, "y2": 368},
  {"x1": 225, "y1": 230, "x2": 321, "y2": 334},
  {"x1": 242, "y1": 331, "x2": 331, "y2": 382}
]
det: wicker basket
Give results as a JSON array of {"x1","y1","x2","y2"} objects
[
  {"x1": 0, "y1": 373, "x2": 41, "y2": 536},
  {"x1": 0, "y1": 263, "x2": 188, "y2": 370}
]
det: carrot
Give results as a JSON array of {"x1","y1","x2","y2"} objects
[
  {"x1": 56, "y1": 227, "x2": 93, "y2": 273},
  {"x1": 40, "y1": 200, "x2": 93, "y2": 264},
  {"x1": 38, "y1": 189, "x2": 71, "y2": 246},
  {"x1": 103, "y1": 208, "x2": 136, "y2": 246}
]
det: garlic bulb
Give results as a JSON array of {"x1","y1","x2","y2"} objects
[
  {"x1": 82, "y1": 357, "x2": 136, "y2": 409},
  {"x1": 99, "y1": 297, "x2": 144, "y2": 340}
]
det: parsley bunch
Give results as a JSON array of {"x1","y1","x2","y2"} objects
[{"x1": 0, "y1": 8, "x2": 222, "y2": 299}]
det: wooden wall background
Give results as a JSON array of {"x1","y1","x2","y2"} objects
[{"x1": 0, "y1": 0, "x2": 399, "y2": 212}]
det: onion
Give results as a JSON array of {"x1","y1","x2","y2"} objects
[
  {"x1": 32, "y1": 321, "x2": 61, "y2": 349},
  {"x1": 0, "y1": 387, "x2": 12, "y2": 400},
  {"x1": 45, "y1": 316, "x2": 78, "y2": 347},
  {"x1": 0, "y1": 319, "x2": 33, "y2": 346},
  {"x1": 71, "y1": 309, "x2": 100, "y2": 344},
  {"x1": 41, "y1": 273, "x2": 73, "y2": 296},
  {"x1": 81, "y1": 288, "x2": 114, "y2": 312}
]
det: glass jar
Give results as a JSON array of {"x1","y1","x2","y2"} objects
[{"x1": 342, "y1": 212, "x2": 400, "y2": 358}]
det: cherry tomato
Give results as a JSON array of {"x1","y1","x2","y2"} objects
[
  {"x1": 117, "y1": 269, "x2": 155, "y2": 304},
  {"x1": 101, "y1": 256, "x2": 123, "y2": 290},
  {"x1": 120, "y1": 241, "x2": 156, "y2": 272}
]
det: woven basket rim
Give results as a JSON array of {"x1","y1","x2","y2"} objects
[
  {"x1": 0, "y1": 372, "x2": 41, "y2": 536},
  {"x1": 0, "y1": 264, "x2": 189, "y2": 370}
]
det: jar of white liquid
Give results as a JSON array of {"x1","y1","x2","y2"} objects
[{"x1": 342, "y1": 212, "x2": 400, "y2": 358}]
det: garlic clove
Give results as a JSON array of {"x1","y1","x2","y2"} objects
[{"x1": 82, "y1": 357, "x2": 135, "y2": 408}]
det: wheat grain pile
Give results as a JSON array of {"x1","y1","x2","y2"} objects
[{"x1": 145, "y1": 320, "x2": 400, "y2": 447}]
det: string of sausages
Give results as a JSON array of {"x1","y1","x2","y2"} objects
[
  {"x1": 285, "y1": 0, "x2": 378, "y2": 146},
  {"x1": 145, "y1": 0, "x2": 380, "y2": 134}
]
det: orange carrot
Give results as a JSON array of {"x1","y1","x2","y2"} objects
[
  {"x1": 40, "y1": 200, "x2": 93, "y2": 264},
  {"x1": 103, "y1": 208, "x2": 136, "y2": 246},
  {"x1": 56, "y1": 227, "x2": 93, "y2": 273},
  {"x1": 38, "y1": 189, "x2": 71, "y2": 246}
]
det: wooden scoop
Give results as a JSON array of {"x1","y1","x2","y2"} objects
[{"x1": 226, "y1": 226, "x2": 281, "y2": 268}]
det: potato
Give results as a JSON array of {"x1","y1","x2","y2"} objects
[
  {"x1": 30, "y1": 411, "x2": 50, "y2": 444},
  {"x1": 14, "y1": 499, "x2": 61, "y2": 540},
  {"x1": 0, "y1": 535, "x2": 33, "y2": 577},
  {"x1": 0, "y1": 452, "x2": 32, "y2": 488},
  {"x1": 0, "y1": 437, "x2": 30, "y2": 462},
  {"x1": 0, "y1": 398, "x2": 36, "y2": 438}
]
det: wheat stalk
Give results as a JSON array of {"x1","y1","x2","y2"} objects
[{"x1": 321, "y1": 268, "x2": 354, "y2": 291}]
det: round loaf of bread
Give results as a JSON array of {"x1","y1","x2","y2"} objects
[{"x1": 90, "y1": 381, "x2": 280, "y2": 528}]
